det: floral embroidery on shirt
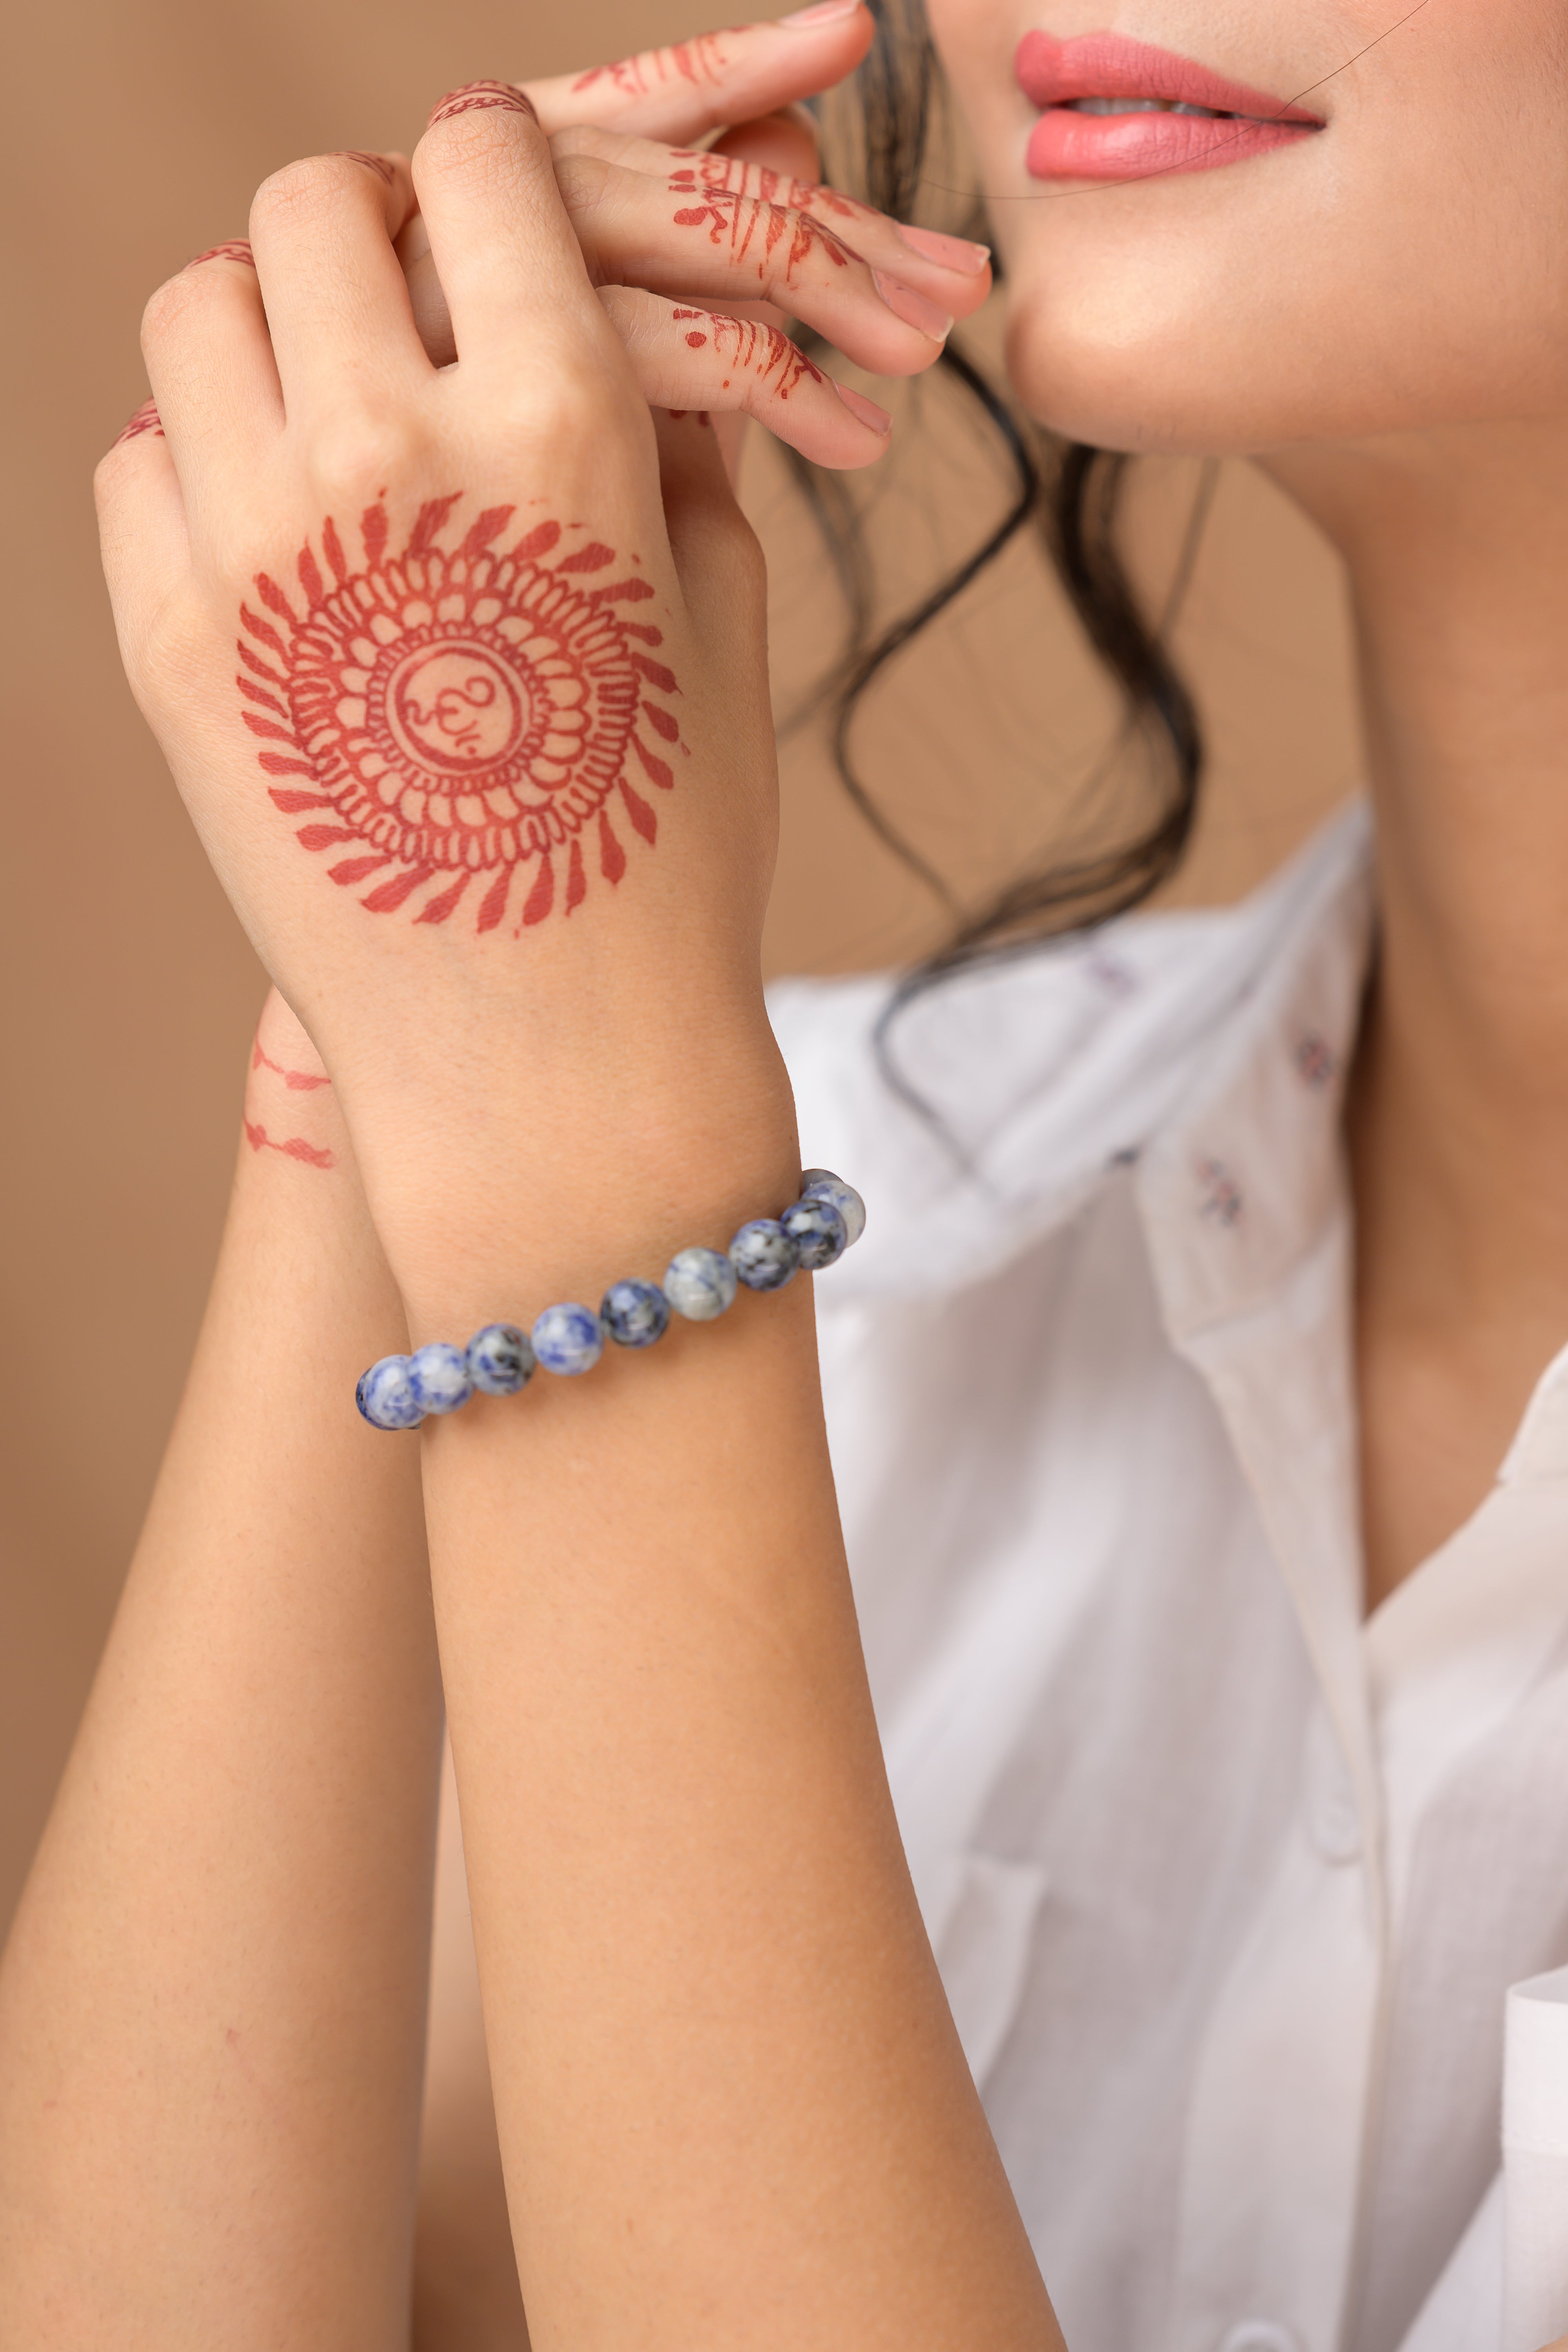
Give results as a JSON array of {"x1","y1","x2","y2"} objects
[
  {"x1": 1197, "y1": 1157, "x2": 1244, "y2": 1229},
  {"x1": 1085, "y1": 949, "x2": 1139, "y2": 999},
  {"x1": 1293, "y1": 1032, "x2": 1339, "y2": 1090}
]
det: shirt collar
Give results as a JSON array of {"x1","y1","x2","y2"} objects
[{"x1": 793, "y1": 800, "x2": 1376, "y2": 1305}]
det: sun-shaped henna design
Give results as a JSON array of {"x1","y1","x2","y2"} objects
[{"x1": 236, "y1": 495, "x2": 681, "y2": 932}]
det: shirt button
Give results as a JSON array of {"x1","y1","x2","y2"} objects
[
  {"x1": 1307, "y1": 1770, "x2": 1362, "y2": 1862},
  {"x1": 1303, "y1": 1717, "x2": 1362, "y2": 1865},
  {"x1": 1220, "y1": 2324, "x2": 1303, "y2": 2352}
]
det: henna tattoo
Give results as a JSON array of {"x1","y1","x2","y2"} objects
[
  {"x1": 111, "y1": 398, "x2": 163, "y2": 448},
  {"x1": 243, "y1": 1120, "x2": 336, "y2": 1170},
  {"x1": 251, "y1": 1040, "x2": 332, "y2": 1091},
  {"x1": 668, "y1": 181, "x2": 857, "y2": 286},
  {"x1": 666, "y1": 149, "x2": 872, "y2": 229},
  {"x1": 428, "y1": 80, "x2": 537, "y2": 127},
  {"x1": 182, "y1": 240, "x2": 256, "y2": 271},
  {"x1": 670, "y1": 308, "x2": 823, "y2": 399},
  {"x1": 572, "y1": 33, "x2": 733, "y2": 101},
  {"x1": 237, "y1": 496, "x2": 679, "y2": 935},
  {"x1": 332, "y1": 150, "x2": 396, "y2": 185}
]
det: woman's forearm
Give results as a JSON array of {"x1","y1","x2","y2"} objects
[
  {"x1": 85, "y1": 67, "x2": 1057, "y2": 2340},
  {"x1": 404, "y1": 1067, "x2": 1059, "y2": 2352},
  {"x1": 0, "y1": 995, "x2": 443, "y2": 2350}
]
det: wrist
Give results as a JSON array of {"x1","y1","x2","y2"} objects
[
  {"x1": 352, "y1": 1018, "x2": 801, "y2": 1334},
  {"x1": 239, "y1": 987, "x2": 348, "y2": 1183}
]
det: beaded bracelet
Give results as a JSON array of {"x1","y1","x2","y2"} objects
[{"x1": 356, "y1": 1169, "x2": 865, "y2": 1432}]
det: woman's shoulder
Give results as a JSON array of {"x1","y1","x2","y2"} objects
[{"x1": 768, "y1": 802, "x2": 1372, "y2": 1301}]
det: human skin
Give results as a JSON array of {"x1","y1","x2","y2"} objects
[
  {"x1": 926, "y1": 0, "x2": 1568, "y2": 1609},
  {"x1": 0, "y1": 991, "x2": 444, "y2": 2345},
  {"x1": 0, "y1": 19, "x2": 1051, "y2": 2352},
  {"x1": 10, "y1": 4, "x2": 1566, "y2": 2347},
  {"x1": 414, "y1": 2, "x2": 1568, "y2": 2326}
]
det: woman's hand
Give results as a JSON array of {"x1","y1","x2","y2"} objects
[
  {"x1": 96, "y1": 28, "x2": 989, "y2": 1312},
  {"x1": 396, "y1": 7, "x2": 993, "y2": 463},
  {"x1": 402, "y1": 117, "x2": 988, "y2": 452},
  {"x1": 97, "y1": 95, "x2": 797, "y2": 1316}
]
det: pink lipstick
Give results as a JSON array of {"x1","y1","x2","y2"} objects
[{"x1": 1017, "y1": 31, "x2": 1323, "y2": 182}]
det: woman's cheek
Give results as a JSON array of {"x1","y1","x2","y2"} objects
[{"x1": 927, "y1": 0, "x2": 1568, "y2": 452}]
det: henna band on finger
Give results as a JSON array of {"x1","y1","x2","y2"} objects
[{"x1": 355, "y1": 1171, "x2": 866, "y2": 1429}]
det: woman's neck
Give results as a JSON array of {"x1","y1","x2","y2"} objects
[{"x1": 1263, "y1": 421, "x2": 1568, "y2": 1607}]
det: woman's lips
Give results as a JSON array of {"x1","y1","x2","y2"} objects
[{"x1": 1017, "y1": 31, "x2": 1323, "y2": 183}]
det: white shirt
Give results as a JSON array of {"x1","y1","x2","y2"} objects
[{"x1": 769, "y1": 806, "x2": 1568, "y2": 2352}]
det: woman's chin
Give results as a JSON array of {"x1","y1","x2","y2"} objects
[
  {"x1": 1001, "y1": 287, "x2": 1318, "y2": 459},
  {"x1": 1000, "y1": 269, "x2": 1568, "y2": 460}
]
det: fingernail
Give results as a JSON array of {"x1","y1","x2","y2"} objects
[
  {"x1": 871, "y1": 270, "x2": 953, "y2": 341},
  {"x1": 895, "y1": 223, "x2": 991, "y2": 276},
  {"x1": 779, "y1": 0, "x2": 861, "y2": 25},
  {"x1": 834, "y1": 382, "x2": 892, "y2": 435}
]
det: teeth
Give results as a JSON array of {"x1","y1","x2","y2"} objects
[{"x1": 1067, "y1": 96, "x2": 1229, "y2": 119}]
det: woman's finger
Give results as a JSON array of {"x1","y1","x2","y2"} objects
[
  {"x1": 247, "y1": 151, "x2": 425, "y2": 416},
  {"x1": 698, "y1": 108, "x2": 823, "y2": 485},
  {"x1": 598, "y1": 288, "x2": 891, "y2": 468},
  {"x1": 648, "y1": 407, "x2": 767, "y2": 642},
  {"x1": 411, "y1": 85, "x2": 617, "y2": 391},
  {"x1": 139, "y1": 243, "x2": 282, "y2": 519},
  {"x1": 556, "y1": 144, "x2": 989, "y2": 381},
  {"x1": 94, "y1": 400, "x2": 191, "y2": 641},
  {"x1": 559, "y1": 127, "x2": 992, "y2": 332},
  {"x1": 523, "y1": 2, "x2": 874, "y2": 145}
]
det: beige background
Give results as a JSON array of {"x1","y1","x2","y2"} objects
[{"x1": 0, "y1": 0, "x2": 1361, "y2": 1931}]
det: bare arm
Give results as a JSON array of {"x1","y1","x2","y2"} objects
[
  {"x1": 0, "y1": 991, "x2": 443, "y2": 2347},
  {"x1": 22, "y1": 27, "x2": 1053, "y2": 2347},
  {"x1": 414, "y1": 1734, "x2": 532, "y2": 2350},
  {"x1": 410, "y1": 1123, "x2": 1055, "y2": 2351}
]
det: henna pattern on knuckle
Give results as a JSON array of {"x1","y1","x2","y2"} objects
[
  {"x1": 112, "y1": 397, "x2": 164, "y2": 448},
  {"x1": 236, "y1": 496, "x2": 680, "y2": 936},
  {"x1": 427, "y1": 80, "x2": 537, "y2": 127},
  {"x1": 671, "y1": 309, "x2": 823, "y2": 399},
  {"x1": 572, "y1": 33, "x2": 735, "y2": 101},
  {"x1": 332, "y1": 150, "x2": 396, "y2": 185},
  {"x1": 668, "y1": 180, "x2": 858, "y2": 286},
  {"x1": 182, "y1": 240, "x2": 257, "y2": 271}
]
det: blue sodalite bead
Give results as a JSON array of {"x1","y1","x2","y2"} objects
[
  {"x1": 532, "y1": 1302, "x2": 605, "y2": 1376},
  {"x1": 356, "y1": 1354, "x2": 423, "y2": 1431},
  {"x1": 664, "y1": 1245, "x2": 738, "y2": 1321},
  {"x1": 729, "y1": 1218, "x2": 799, "y2": 1292},
  {"x1": 466, "y1": 1322, "x2": 535, "y2": 1396},
  {"x1": 800, "y1": 1168, "x2": 866, "y2": 1248},
  {"x1": 407, "y1": 1341, "x2": 474, "y2": 1416},
  {"x1": 780, "y1": 1195, "x2": 848, "y2": 1270},
  {"x1": 601, "y1": 1278, "x2": 671, "y2": 1349}
]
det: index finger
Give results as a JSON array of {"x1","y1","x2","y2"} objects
[{"x1": 522, "y1": 1, "x2": 874, "y2": 144}]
